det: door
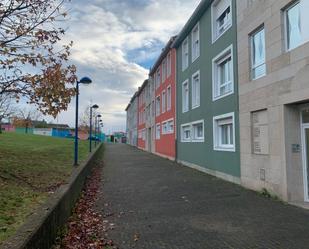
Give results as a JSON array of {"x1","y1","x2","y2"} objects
[
  {"x1": 301, "y1": 124, "x2": 309, "y2": 202},
  {"x1": 148, "y1": 128, "x2": 152, "y2": 152}
]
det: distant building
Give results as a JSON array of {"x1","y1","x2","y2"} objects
[
  {"x1": 125, "y1": 92, "x2": 138, "y2": 146},
  {"x1": 150, "y1": 36, "x2": 177, "y2": 160},
  {"x1": 1, "y1": 123, "x2": 15, "y2": 132},
  {"x1": 137, "y1": 80, "x2": 148, "y2": 150}
]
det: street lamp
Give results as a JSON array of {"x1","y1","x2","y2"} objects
[
  {"x1": 95, "y1": 114, "x2": 102, "y2": 146},
  {"x1": 74, "y1": 76, "x2": 92, "y2": 166},
  {"x1": 89, "y1": 104, "x2": 99, "y2": 153}
]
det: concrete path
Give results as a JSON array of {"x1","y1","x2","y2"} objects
[{"x1": 96, "y1": 144, "x2": 309, "y2": 249}]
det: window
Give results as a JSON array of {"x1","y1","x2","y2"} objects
[
  {"x1": 156, "y1": 96, "x2": 160, "y2": 116},
  {"x1": 192, "y1": 121, "x2": 204, "y2": 142},
  {"x1": 167, "y1": 53, "x2": 172, "y2": 76},
  {"x1": 162, "y1": 59, "x2": 167, "y2": 82},
  {"x1": 167, "y1": 86, "x2": 172, "y2": 111},
  {"x1": 192, "y1": 71, "x2": 200, "y2": 109},
  {"x1": 251, "y1": 27, "x2": 266, "y2": 80},
  {"x1": 182, "y1": 37, "x2": 189, "y2": 71},
  {"x1": 192, "y1": 23, "x2": 200, "y2": 62},
  {"x1": 155, "y1": 68, "x2": 161, "y2": 89},
  {"x1": 152, "y1": 100, "x2": 155, "y2": 117},
  {"x1": 156, "y1": 124, "x2": 161, "y2": 139},
  {"x1": 212, "y1": 0, "x2": 232, "y2": 42},
  {"x1": 213, "y1": 46, "x2": 234, "y2": 100},
  {"x1": 182, "y1": 80, "x2": 189, "y2": 112},
  {"x1": 181, "y1": 124, "x2": 191, "y2": 142},
  {"x1": 168, "y1": 120, "x2": 174, "y2": 134},
  {"x1": 162, "y1": 122, "x2": 168, "y2": 134},
  {"x1": 285, "y1": 1, "x2": 302, "y2": 50},
  {"x1": 213, "y1": 113, "x2": 235, "y2": 151},
  {"x1": 162, "y1": 91, "x2": 166, "y2": 113}
]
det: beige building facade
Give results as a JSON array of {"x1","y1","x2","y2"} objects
[{"x1": 237, "y1": 0, "x2": 309, "y2": 207}]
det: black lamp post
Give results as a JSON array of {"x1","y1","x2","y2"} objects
[
  {"x1": 74, "y1": 76, "x2": 92, "y2": 166},
  {"x1": 89, "y1": 104, "x2": 99, "y2": 153}
]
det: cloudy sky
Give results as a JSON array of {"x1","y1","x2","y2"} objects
[{"x1": 50, "y1": 0, "x2": 201, "y2": 134}]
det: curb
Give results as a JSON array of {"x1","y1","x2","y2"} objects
[{"x1": 0, "y1": 144, "x2": 104, "y2": 249}]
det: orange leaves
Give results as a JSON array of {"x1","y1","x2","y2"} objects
[{"x1": 0, "y1": 0, "x2": 77, "y2": 117}]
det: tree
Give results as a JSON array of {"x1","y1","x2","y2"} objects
[
  {"x1": 79, "y1": 106, "x2": 98, "y2": 133},
  {"x1": 0, "y1": 0, "x2": 77, "y2": 118},
  {"x1": 0, "y1": 94, "x2": 16, "y2": 133},
  {"x1": 12, "y1": 107, "x2": 42, "y2": 133}
]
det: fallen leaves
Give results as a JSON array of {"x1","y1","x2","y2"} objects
[{"x1": 53, "y1": 167, "x2": 117, "y2": 249}]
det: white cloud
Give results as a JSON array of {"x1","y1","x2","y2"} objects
[{"x1": 50, "y1": 0, "x2": 201, "y2": 133}]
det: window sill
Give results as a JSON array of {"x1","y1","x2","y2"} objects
[
  {"x1": 214, "y1": 146, "x2": 236, "y2": 152},
  {"x1": 192, "y1": 139, "x2": 205, "y2": 143},
  {"x1": 213, "y1": 91, "x2": 234, "y2": 102},
  {"x1": 212, "y1": 24, "x2": 232, "y2": 44}
]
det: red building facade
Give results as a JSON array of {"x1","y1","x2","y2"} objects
[
  {"x1": 137, "y1": 80, "x2": 147, "y2": 150},
  {"x1": 150, "y1": 37, "x2": 177, "y2": 160}
]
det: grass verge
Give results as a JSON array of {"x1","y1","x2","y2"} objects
[{"x1": 0, "y1": 132, "x2": 89, "y2": 244}]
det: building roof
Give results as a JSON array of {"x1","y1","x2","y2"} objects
[
  {"x1": 136, "y1": 79, "x2": 149, "y2": 97},
  {"x1": 149, "y1": 36, "x2": 177, "y2": 76},
  {"x1": 125, "y1": 91, "x2": 138, "y2": 111},
  {"x1": 172, "y1": 0, "x2": 212, "y2": 48}
]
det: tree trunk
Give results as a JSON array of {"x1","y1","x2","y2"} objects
[{"x1": 0, "y1": 119, "x2": 2, "y2": 134}]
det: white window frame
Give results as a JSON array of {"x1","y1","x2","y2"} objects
[
  {"x1": 156, "y1": 95, "x2": 161, "y2": 117},
  {"x1": 182, "y1": 37, "x2": 189, "y2": 71},
  {"x1": 191, "y1": 22, "x2": 200, "y2": 62},
  {"x1": 181, "y1": 123, "x2": 192, "y2": 142},
  {"x1": 162, "y1": 90, "x2": 166, "y2": 113},
  {"x1": 211, "y1": 0, "x2": 232, "y2": 43},
  {"x1": 156, "y1": 68, "x2": 161, "y2": 89},
  {"x1": 162, "y1": 121, "x2": 168, "y2": 135},
  {"x1": 212, "y1": 45, "x2": 234, "y2": 101},
  {"x1": 167, "y1": 52, "x2": 172, "y2": 77},
  {"x1": 162, "y1": 59, "x2": 167, "y2": 82},
  {"x1": 156, "y1": 123, "x2": 161, "y2": 139},
  {"x1": 191, "y1": 70, "x2": 200, "y2": 109},
  {"x1": 167, "y1": 119, "x2": 174, "y2": 134},
  {"x1": 167, "y1": 85, "x2": 172, "y2": 111},
  {"x1": 213, "y1": 112, "x2": 236, "y2": 152},
  {"x1": 250, "y1": 26, "x2": 266, "y2": 80},
  {"x1": 182, "y1": 79, "x2": 189, "y2": 113},
  {"x1": 284, "y1": 0, "x2": 302, "y2": 51},
  {"x1": 192, "y1": 120, "x2": 205, "y2": 142}
]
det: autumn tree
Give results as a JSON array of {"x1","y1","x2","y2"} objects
[
  {"x1": 79, "y1": 106, "x2": 99, "y2": 133},
  {"x1": 0, "y1": 0, "x2": 77, "y2": 118},
  {"x1": 0, "y1": 94, "x2": 16, "y2": 133},
  {"x1": 12, "y1": 107, "x2": 42, "y2": 133}
]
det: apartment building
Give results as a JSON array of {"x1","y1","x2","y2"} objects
[
  {"x1": 145, "y1": 77, "x2": 156, "y2": 153},
  {"x1": 237, "y1": 0, "x2": 309, "y2": 207},
  {"x1": 150, "y1": 37, "x2": 177, "y2": 160},
  {"x1": 125, "y1": 92, "x2": 138, "y2": 146},
  {"x1": 173, "y1": 0, "x2": 240, "y2": 183},
  {"x1": 137, "y1": 80, "x2": 147, "y2": 150}
]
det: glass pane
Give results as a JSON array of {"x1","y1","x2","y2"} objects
[
  {"x1": 302, "y1": 109, "x2": 309, "y2": 123},
  {"x1": 221, "y1": 125, "x2": 228, "y2": 144},
  {"x1": 229, "y1": 124, "x2": 234, "y2": 144},
  {"x1": 287, "y1": 3, "x2": 302, "y2": 50},
  {"x1": 253, "y1": 29, "x2": 265, "y2": 67},
  {"x1": 253, "y1": 63, "x2": 266, "y2": 79}
]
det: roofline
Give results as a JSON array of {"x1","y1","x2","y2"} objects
[
  {"x1": 136, "y1": 79, "x2": 149, "y2": 97},
  {"x1": 149, "y1": 36, "x2": 177, "y2": 75},
  {"x1": 172, "y1": 0, "x2": 212, "y2": 48}
]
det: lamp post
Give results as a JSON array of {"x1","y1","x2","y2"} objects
[
  {"x1": 89, "y1": 104, "x2": 99, "y2": 153},
  {"x1": 95, "y1": 114, "x2": 102, "y2": 146},
  {"x1": 74, "y1": 76, "x2": 92, "y2": 166}
]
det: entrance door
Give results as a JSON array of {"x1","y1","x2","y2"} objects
[
  {"x1": 148, "y1": 128, "x2": 152, "y2": 152},
  {"x1": 301, "y1": 124, "x2": 309, "y2": 202}
]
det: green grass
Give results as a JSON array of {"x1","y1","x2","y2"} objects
[{"x1": 0, "y1": 132, "x2": 89, "y2": 244}]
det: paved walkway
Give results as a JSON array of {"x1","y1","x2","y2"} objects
[{"x1": 96, "y1": 144, "x2": 309, "y2": 249}]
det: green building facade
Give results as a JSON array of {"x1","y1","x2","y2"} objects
[{"x1": 173, "y1": 0, "x2": 240, "y2": 183}]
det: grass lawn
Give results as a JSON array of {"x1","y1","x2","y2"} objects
[{"x1": 0, "y1": 132, "x2": 89, "y2": 244}]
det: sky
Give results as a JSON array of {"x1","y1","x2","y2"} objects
[{"x1": 48, "y1": 0, "x2": 201, "y2": 134}]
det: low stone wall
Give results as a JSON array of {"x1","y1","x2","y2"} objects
[{"x1": 0, "y1": 144, "x2": 104, "y2": 249}]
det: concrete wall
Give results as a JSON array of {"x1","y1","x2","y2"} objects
[
  {"x1": 237, "y1": 0, "x2": 309, "y2": 205},
  {"x1": 0, "y1": 144, "x2": 104, "y2": 249}
]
